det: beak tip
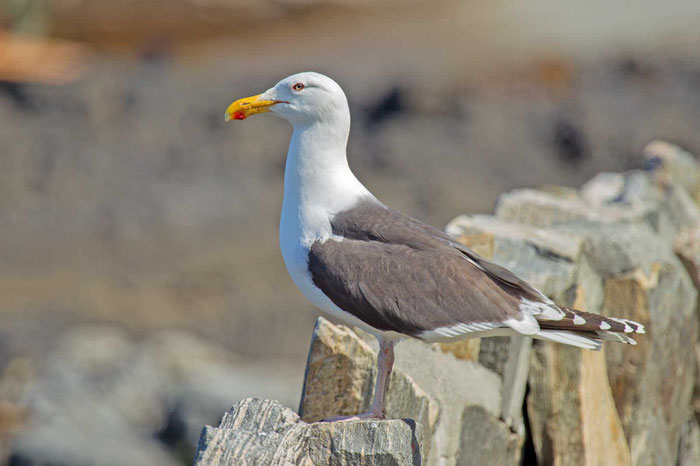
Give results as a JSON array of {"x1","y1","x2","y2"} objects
[{"x1": 224, "y1": 111, "x2": 247, "y2": 121}]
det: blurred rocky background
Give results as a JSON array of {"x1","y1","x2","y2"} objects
[{"x1": 1, "y1": 0, "x2": 700, "y2": 464}]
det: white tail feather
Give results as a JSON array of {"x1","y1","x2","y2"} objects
[
  {"x1": 534, "y1": 330, "x2": 602, "y2": 350},
  {"x1": 595, "y1": 330, "x2": 638, "y2": 345}
]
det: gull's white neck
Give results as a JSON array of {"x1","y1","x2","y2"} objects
[
  {"x1": 278, "y1": 113, "x2": 381, "y2": 334},
  {"x1": 280, "y1": 118, "x2": 371, "y2": 250}
]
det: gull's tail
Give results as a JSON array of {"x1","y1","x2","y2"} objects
[{"x1": 533, "y1": 308, "x2": 645, "y2": 351}]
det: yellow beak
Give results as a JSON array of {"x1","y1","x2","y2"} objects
[{"x1": 224, "y1": 93, "x2": 280, "y2": 121}]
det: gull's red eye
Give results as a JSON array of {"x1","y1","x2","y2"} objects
[{"x1": 292, "y1": 83, "x2": 305, "y2": 91}]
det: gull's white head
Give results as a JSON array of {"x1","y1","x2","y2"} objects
[{"x1": 225, "y1": 72, "x2": 349, "y2": 126}]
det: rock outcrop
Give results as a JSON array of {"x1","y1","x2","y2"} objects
[
  {"x1": 194, "y1": 398, "x2": 422, "y2": 466},
  {"x1": 446, "y1": 140, "x2": 699, "y2": 466},
  {"x1": 298, "y1": 317, "x2": 511, "y2": 465}
]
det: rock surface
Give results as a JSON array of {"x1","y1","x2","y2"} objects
[
  {"x1": 194, "y1": 398, "x2": 422, "y2": 466},
  {"x1": 457, "y1": 405, "x2": 524, "y2": 466},
  {"x1": 299, "y1": 317, "x2": 507, "y2": 464},
  {"x1": 527, "y1": 341, "x2": 632, "y2": 465},
  {"x1": 493, "y1": 172, "x2": 699, "y2": 466},
  {"x1": 678, "y1": 415, "x2": 700, "y2": 466},
  {"x1": 298, "y1": 318, "x2": 439, "y2": 438}
]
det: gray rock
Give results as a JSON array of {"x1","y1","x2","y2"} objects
[
  {"x1": 581, "y1": 171, "x2": 700, "y2": 241},
  {"x1": 393, "y1": 339, "x2": 502, "y2": 464},
  {"x1": 600, "y1": 260, "x2": 696, "y2": 466},
  {"x1": 527, "y1": 342, "x2": 632, "y2": 466},
  {"x1": 194, "y1": 398, "x2": 422, "y2": 465},
  {"x1": 567, "y1": 212, "x2": 698, "y2": 466},
  {"x1": 299, "y1": 317, "x2": 505, "y2": 465},
  {"x1": 678, "y1": 414, "x2": 700, "y2": 466},
  {"x1": 298, "y1": 318, "x2": 438, "y2": 460},
  {"x1": 457, "y1": 405, "x2": 523, "y2": 466},
  {"x1": 494, "y1": 177, "x2": 698, "y2": 466},
  {"x1": 642, "y1": 140, "x2": 700, "y2": 202},
  {"x1": 8, "y1": 325, "x2": 301, "y2": 466},
  {"x1": 674, "y1": 226, "x2": 700, "y2": 292},
  {"x1": 496, "y1": 169, "x2": 700, "y2": 243},
  {"x1": 498, "y1": 336, "x2": 532, "y2": 434},
  {"x1": 672, "y1": 227, "x2": 700, "y2": 426},
  {"x1": 495, "y1": 188, "x2": 621, "y2": 226},
  {"x1": 447, "y1": 212, "x2": 633, "y2": 465},
  {"x1": 298, "y1": 318, "x2": 438, "y2": 430},
  {"x1": 451, "y1": 178, "x2": 700, "y2": 466}
]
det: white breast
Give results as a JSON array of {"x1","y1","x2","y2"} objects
[{"x1": 278, "y1": 161, "x2": 366, "y2": 318}]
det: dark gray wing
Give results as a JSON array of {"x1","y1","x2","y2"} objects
[
  {"x1": 330, "y1": 198, "x2": 548, "y2": 302},
  {"x1": 307, "y1": 198, "x2": 538, "y2": 336},
  {"x1": 308, "y1": 237, "x2": 522, "y2": 335}
]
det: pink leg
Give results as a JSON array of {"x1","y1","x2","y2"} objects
[{"x1": 322, "y1": 337, "x2": 395, "y2": 422}]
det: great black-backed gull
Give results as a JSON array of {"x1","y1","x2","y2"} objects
[{"x1": 225, "y1": 72, "x2": 644, "y2": 421}]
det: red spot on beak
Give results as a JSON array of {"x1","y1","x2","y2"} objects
[{"x1": 233, "y1": 111, "x2": 247, "y2": 120}]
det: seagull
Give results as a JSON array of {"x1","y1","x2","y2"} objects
[{"x1": 225, "y1": 72, "x2": 645, "y2": 421}]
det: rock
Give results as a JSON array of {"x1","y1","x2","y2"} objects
[
  {"x1": 10, "y1": 325, "x2": 180, "y2": 466},
  {"x1": 392, "y1": 339, "x2": 502, "y2": 464},
  {"x1": 581, "y1": 171, "x2": 700, "y2": 241},
  {"x1": 448, "y1": 211, "x2": 636, "y2": 465},
  {"x1": 677, "y1": 415, "x2": 700, "y2": 466},
  {"x1": 527, "y1": 342, "x2": 632, "y2": 466},
  {"x1": 298, "y1": 319, "x2": 377, "y2": 422},
  {"x1": 495, "y1": 188, "x2": 621, "y2": 226},
  {"x1": 496, "y1": 170, "x2": 700, "y2": 243},
  {"x1": 696, "y1": 342, "x2": 700, "y2": 423},
  {"x1": 447, "y1": 213, "x2": 584, "y2": 263},
  {"x1": 7, "y1": 324, "x2": 302, "y2": 466},
  {"x1": 643, "y1": 140, "x2": 700, "y2": 202},
  {"x1": 298, "y1": 318, "x2": 438, "y2": 431},
  {"x1": 457, "y1": 405, "x2": 524, "y2": 466},
  {"x1": 564, "y1": 222, "x2": 697, "y2": 466},
  {"x1": 497, "y1": 336, "x2": 532, "y2": 433},
  {"x1": 299, "y1": 317, "x2": 506, "y2": 464},
  {"x1": 472, "y1": 335, "x2": 530, "y2": 434},
  {"x1": 493, "y1": 180, "x2": 698, "y2": 466},
  {"x1": 674, "y1": 226, "x2": 700, "y2": 291},
  {"x1": 600, "y1": 262, "x2": 696, "y2": 466},
  {"x1": 298, "y1": 318, "x2": 438, "y2": 460},
  {"x1": 672, "y1": 227, "x2": 700, "y2": 425},
  {"x1": 194, "y1": 398, "x2": 423, "y2": 466},
  {"x1": 451, "y1": 176, "x2": 700, "y2": 466}
]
